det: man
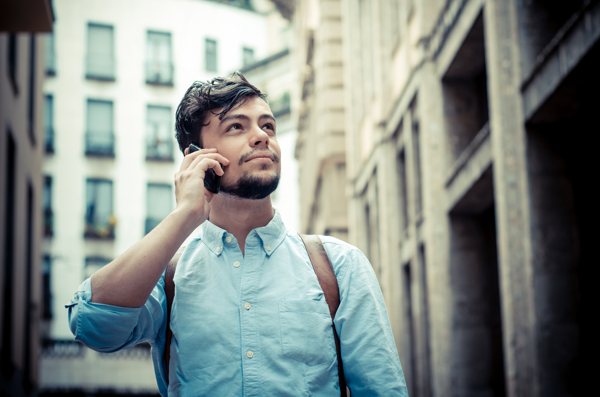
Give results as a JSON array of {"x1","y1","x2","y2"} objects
[{"x1": 67, "y1": 72, "x2": 408, "y2": 396}]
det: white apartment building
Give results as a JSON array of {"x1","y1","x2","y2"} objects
[{"x1": 39, "y1": 0, "x2": 289, "y2": 394}]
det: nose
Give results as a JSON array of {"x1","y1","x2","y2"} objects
[{"x1": 249, "y1": 124, "x2": 270, "y2": 147}]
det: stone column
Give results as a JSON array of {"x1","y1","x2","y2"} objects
[{"x1": 484, "y1": 1, "x2": 538, "y2": 396}]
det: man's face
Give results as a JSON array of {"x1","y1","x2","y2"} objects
[{"x1": 200, "y1": 95, "x2": 281, "y2": 200}]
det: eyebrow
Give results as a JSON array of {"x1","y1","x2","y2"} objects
[{"x1": 218, "y1": 113, "x2": 276, "y2": 127}]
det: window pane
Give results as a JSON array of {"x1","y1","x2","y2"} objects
[
  {"x1": 44, "y1": 95, "x2": 54, "y2": 153},
  {"x1": 43, "y1": 176, "x2": 53, "y2": 236},
  {"x1": 86, "y1": 100, "x2": 114, "y2": 155},
  {"x1": 243, "y1": 47, "x2": 254, "y2": 66},
  {"x1": 146, "y1": 184, "x2": 172, "y2": 233},
  {"x1": 146, "y1": 31, "x2": 173, "y2": 84},
  {"x1": 42, "y1": 254, "x2": 52, "y2": 320},
  {"x1": 87, "y1": 24, "x2": 115, "y2": 79},
  {"x1": 146, "y1": 105, "x2": 173, "y2": 160},
  {"x1": 205, "y1": 39, "x2": 217, "y2": 72},
  {"x1": 45, "y1": 32, "x2": 55, "y2": 74},
  {"x1": 85, "y1": 179, "x2": 114, "y2": 238}
]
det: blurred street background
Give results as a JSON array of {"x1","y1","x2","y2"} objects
[{"x1": 1, "y1": 0, "x2": 598, "y2": 396}]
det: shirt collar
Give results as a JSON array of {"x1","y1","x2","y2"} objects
[{"x1": 199, "y1": 209, "x2": 287, "y2": 256}]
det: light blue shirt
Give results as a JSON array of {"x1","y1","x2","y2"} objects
[{"x1": 67, "y1": 211, "x2": 407, "y2": 396}]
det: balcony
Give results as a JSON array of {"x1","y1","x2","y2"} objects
[
  {"x1": 146, "y1": 138, "x2": 173, "y2": 162},
  {"x1": 85, "y1": 131, "x2": 115, "y2": 157},
  {"x1": 145, "y1": 62, "x2": 173, "y2": 86},
  {"x1": 44, "y1": 126, "x2": 54, "y2": 154},
  {"x1": 86, "y1": 56, "x2": 115, "y2": 81},
  {"x1": 84, "y1": 214, "x2": 116, "y2": 239},
  {"x1": 44, "y1": 207, "x2": 53, "y2": 237}
]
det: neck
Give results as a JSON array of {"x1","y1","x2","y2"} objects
[{"x1": 208, "y1": 193, "x2": 275, "y2": 255}]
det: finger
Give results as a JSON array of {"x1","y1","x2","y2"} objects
[
  {"x1": 179, "y1": 148, "x2": 217, "y2": 172},
  {"x1": 188, "y1": 154, "x2": 229, "y2": 174},
  {"x1": 195, "y1": 158, "x2": 225, "y2": 176}
]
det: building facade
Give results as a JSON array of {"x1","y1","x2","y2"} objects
[
  {"x1": 0, "y1": 1, "x2": 54, "y2": 396},
  {"x1": 39, "y1": 0, "x2": 275, "y2": 394},
  {"x1": 294, "y1": 0, "x2": 598, "y2": 396}
]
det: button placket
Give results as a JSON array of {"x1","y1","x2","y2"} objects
[{"x1": 239, "y1": 244, "x2": 261, "y2": 395}]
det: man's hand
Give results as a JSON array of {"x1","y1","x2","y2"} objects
[
  {"x1": 175, "y1": 147, "x2": 229, "y2": 227},
  {"x1": 89, "y1": 148, "x2": 229, "y2": 308}
]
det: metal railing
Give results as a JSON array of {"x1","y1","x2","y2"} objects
[
  {"x1": 85, "y1": 131, "x2": 115, "y2": 157},
  {"x1": 145, "y1": 62, "x2": 174, "y2": 85},
  {"x1": 86, "y1": 55, "x2": 116, "y2": 80}
]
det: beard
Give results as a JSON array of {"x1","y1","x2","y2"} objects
[{"x1": 219, "y1": 172, "x2": 280, "y2": 200}]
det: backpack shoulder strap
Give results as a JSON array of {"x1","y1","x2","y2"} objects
[
  {"x1": 163, "y1": 245, "x2": 185, "y2": 385},
  {"x1": 298, "y1": 233, "x2": 348, "y2": 397}
]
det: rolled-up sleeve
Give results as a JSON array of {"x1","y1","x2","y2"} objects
[
  {"x1": 66, "y1": 273, "x2": 167, "y2": 353},
  {"x1": 325, "y1": 241, "x2": 408, "y2": 396}
]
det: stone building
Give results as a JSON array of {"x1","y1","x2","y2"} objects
[
  {"x1": 293, "y1": 0, "x2": 598, "y2": 396},
  {"x1": 0, "y1": 1, "x2": 54, "y2": 396}
]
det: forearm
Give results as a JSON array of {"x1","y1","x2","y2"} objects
[{"x1": 90, "y1": 207, "x2": 201, "y2": 307}]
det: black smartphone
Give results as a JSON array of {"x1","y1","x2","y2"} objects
[{"x1": 187, "y1": 143, "x2": 222, "y2": 194}]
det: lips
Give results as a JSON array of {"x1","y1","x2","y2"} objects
[{"x1": 245, "y1": 152, "x2": 275, "y2": 162}]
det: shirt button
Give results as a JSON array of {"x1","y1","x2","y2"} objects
[
  {"x1": 233, "y1": 261, "x2": 240, "y2": 268},
  {"x1": 216, "y1": 246, "x2": 222, "y2": 253},
  {"x1": 225, "y1": 236, "x2": 232, "y2": 243},
  {"x1": 266, "y1": 245, "x2": 271, "y2": 251},
  {"x1": 246, "y1": 351, "x2": 254, "y2": 358},
  {"x1": 244, "y1": 302, "x2": 251, "y2": 310}
]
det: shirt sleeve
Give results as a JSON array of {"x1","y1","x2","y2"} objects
[
  {"x1": 326, "y1": 242, "x2": 408, "y2": 396},
  {"x1": 66, "y1": 272, "x2": 167, "y2": 353}
]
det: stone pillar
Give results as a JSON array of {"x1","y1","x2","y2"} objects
[
  {"x1": 419, "y1": 61, "x2": 452, "y2": 397},
  {"x1": 484, "y1": 1, "x2": 538, "y2": 395}
]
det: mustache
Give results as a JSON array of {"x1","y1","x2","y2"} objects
[{"x1": 238, "y1": 148, "x2": 280, "y2": 166}]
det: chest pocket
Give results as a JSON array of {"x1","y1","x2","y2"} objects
[{"x1": 279, "y1": 300, "x2": 335, "y2": 366}]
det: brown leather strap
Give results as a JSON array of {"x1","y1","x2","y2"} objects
[
  {"x1": 163, "y1": 245, "x2": 184, "y2": 384},
  {"x1": 299, "y1": 234, "x2": 348, "y2": 397}
]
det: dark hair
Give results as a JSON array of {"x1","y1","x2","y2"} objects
[{"x1": 175, "y1": 71, "x2": 267, "y2": 153}]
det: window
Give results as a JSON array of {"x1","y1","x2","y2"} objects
[
  {"x1": 86, "y1": 23, "x2": 115, "y2": 80},
  {"x1": 146, "y1": 105, "x2": 173, "y2": 161},
  {"x1": 146, "y1": 31, "x2": 173, "y2": 85},
  {"x1": 86, "y1": 99, "x2": 114, "y2": 157},
  {"x1": 271, "y1": 92, "x2": 291, "y2": 118},
  {"x1": 84, "y1": 256, "x2": 111, "y2": 279},
  {"x1": 44, "y1": 95, "x2": 54, "y2": 153},
  {"x1": 45, "y1": 32, "x2": 56, "y2": 75},
  {"x1": 84, "y1": 179, "x2": 114, "y2": 238},
  {"x1": 146, "y1": 184, "x2": 173, "y2": 234},
  {"x1": 42, "y1": 254, "x2": 52, "y2": 320},
  {"x1": 43, "y1": 176, "x2": 53, "y2": 237},
  {"x1": 205, "y1": 38, "x2": 217, "y2": 72},
  {"x1": 243, "y1": 47, "x2": 254, "y2": 66}
]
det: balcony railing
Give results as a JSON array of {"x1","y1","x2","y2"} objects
[
  {"x1": 85, "y1": 214, "x2": 116, "y2": 239},
  {"x1": 85, "y1": 131, "x2": 115, "y2": 157},
  {"x1": 44, "y1": 207, "x2": 53, "y2": 237},
  {"x1": 146, "y1": 139, "x2": 174, "y2": 161},
  {"x1": 44, "y1": 126, "x2": 54, "y2": 154},
  {"x1": 42, "y1": 339, "x2": 85, "y2": 358},
  {"x1": 145, "y1": 62, "x2": 174, "y2": 86},
  {"x1": 86, "y1": 56, "x2": 116, "y2": 81}
]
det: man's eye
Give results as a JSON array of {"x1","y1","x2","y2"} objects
[
  {"x1": 263, "y1": 123, "x2": 275, "y2": 131},
  {"x1": 228, "y1": 124, "x2": 242, "y2": 131}
]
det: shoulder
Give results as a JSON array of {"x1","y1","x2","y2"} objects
[{"x1": 319, "y1": 235, "x2": 365, "y2": 282}]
